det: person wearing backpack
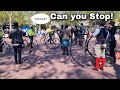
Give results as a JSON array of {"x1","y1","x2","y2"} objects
[
  {"x1": 9, "y1": 22, "x2": 26, "y2": 64},
  {"x1": 0, "y1": 26, "x2": 4, "y2": 52},
  {"x1": 90, "y1": 21, "x2": 108, "y2": 71}
]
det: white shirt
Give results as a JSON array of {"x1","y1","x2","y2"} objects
[
  {"x1": 92, "y1": 29, "x2": 100, "y2": 37},
  {"x1": 92, "y1": 26, "x2": 104, "y2": 37}
]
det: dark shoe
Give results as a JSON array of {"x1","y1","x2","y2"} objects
[
  {"x1": 99, "y1": 68, "x2": 104, "y2": 70},
  {"x1": 92, "y1": 68, "x2": 99, "y2": 71},
  {"x1": 62, "y1": 53, "x2": 65, "y2": 55},
  {"x1": 66, "y1": 53, "x2": 69, "y2": 56},
  {"x1": 15, "y1": 60, "x2": 18, "y2": 64},
  {"x1": 0, "y1": 50, "x2": 3, "y2": 52},
  {"x1": 15, "y1": 62, "x2": 18, "y2": 64},
  {"x1": 29, "y1": 50, "x2": 32, "y2": 53},
  {"x1": 18, "y1": 61, "x2": 22, "y2": 64}
]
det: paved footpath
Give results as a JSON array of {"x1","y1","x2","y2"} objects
[{"x1": 0, "y1": 36, "x2": 120, "y2": 79}]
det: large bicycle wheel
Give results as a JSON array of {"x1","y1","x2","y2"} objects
[
  {"x1": 70, "y1": 39, "x2": 87, "y2": 66},
  {"x1": 85, "y1": 37, "x2": 96, "y2": 66}
]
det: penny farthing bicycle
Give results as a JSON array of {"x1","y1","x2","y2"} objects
[{"x1": 69, "y1": 33, "x2": 89, "y2": 66}]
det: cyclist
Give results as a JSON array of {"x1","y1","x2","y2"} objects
[
  {"x1": 61, "y1": 24, "x2": 71, "y2": 55},
  {"x1": 90, "y1": 21, "x2": 108, "y2": 71},
  {"x1": 0, "y1": 26, "x2": 4, "y2": 52},
  {"x1": 46, "y1": 26, "x2": 54, "y2": 44},
  {"x1": 28, "y1": 26, "x2": 35, "y2": 49},
  {"x1": 9, "y1": 22, "x2": 26, "y2": 64}
]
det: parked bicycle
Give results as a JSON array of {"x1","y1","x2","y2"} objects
[
  {"x1": 40, "y1": 31, "x2": 60, "y2": 49},
  {"x1": 0, "y1": 38, "x2": 10, "y2": 54},
  {"x1": 22, "y1": 36, "x2": 40, "y2": 64}
]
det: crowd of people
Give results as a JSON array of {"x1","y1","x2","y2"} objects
[{"x1": 0, "y1": 20, "x2": 118, "y2": 71}]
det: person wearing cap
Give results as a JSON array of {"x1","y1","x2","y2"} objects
[{"x1": 9, "y1": 22, "x2": 26, "y2": 64}]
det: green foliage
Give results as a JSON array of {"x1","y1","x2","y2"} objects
[{"x1": 0, "y1": 11, "x2": 120, "y2": 27}]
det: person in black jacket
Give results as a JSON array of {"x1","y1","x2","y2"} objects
[
  {"x1": 9, "y1": 22, "x2": 26, "y2": 64},
  {"x1": 108, "y1": 21, "x2": 117, "y2": 63},
  {"x1": 59, "y1": 25, "x2": 64, "y2": 43}
]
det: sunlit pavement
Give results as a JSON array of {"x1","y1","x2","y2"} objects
[{"x1": 0, "y1": 36, "x2": 120, "y2": 79}]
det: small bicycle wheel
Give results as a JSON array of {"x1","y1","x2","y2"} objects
[
  {"x1": 40, "y1": 37, "x2": 46, "y2": 44},
  {"x1": 52, "y1": 38, "x2": 60, "y2": 49},
  {"x1": 45, "y1": 38, "x2": 60, "y2": 49},
  {"x1": 105, "y1": 56, "x2": 114, "y2": 67}
]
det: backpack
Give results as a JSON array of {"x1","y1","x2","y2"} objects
[{"x1": 12, "y1": 29, "x2": 23, "y2": 44}]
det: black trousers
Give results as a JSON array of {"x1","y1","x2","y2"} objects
[
  {"x1": 0, "y1": 38, "x2": 3, "y2": 52},
  {"x1": 29, "y1": 36, "x2": 33, "y2": 48},
  {"x1": 74, "y1": 34, "x2": 79, "y2": 45},
  {"x1": 109, "y1": 40, "x2": 116, "y2": 62},
  {"x1": 13, "y1": 45, "x2": 22, "y2": 64},
  {"x1": 48, "y1": 34, "x2": 53, "y2": 44}
]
